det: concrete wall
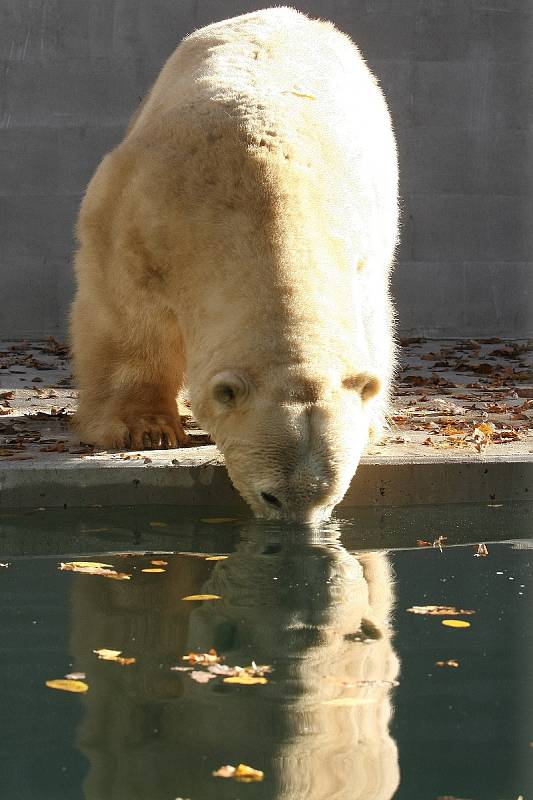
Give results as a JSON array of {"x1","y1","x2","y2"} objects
[{"x1": 1, "y1": 0, "x2": 531, "y2": 339}]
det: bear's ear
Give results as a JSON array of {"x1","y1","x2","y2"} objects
[
  {"x1": 210, "y1": 371, "x2": 250, "y2": 408},
  {"x1": 342, "y1": 372, "x2": 381, "y2": 402}
]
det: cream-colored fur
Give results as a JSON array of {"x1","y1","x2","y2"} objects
[{"x1": 71, "y1": 7, "x2": 399, "y2": 521}]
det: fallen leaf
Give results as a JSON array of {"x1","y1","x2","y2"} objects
[
  {"x1": 223, "y1": 674, "x2": 268, "y2": 685},
  {"x1": 442, "y1": 620, "x2": 471, "y2": 628},
  {"x1": 181, "y1": 594, "x2": 221, "y2": 601},
  {"x1": 205, "y1": 555, "x2": 229, "y2": 561},
  {"x1": 93, "y1": 648, "x2": 136, "y2": 665},
  {"x1": 190, "y1": 670, "x2": 217, "y2": 684},
  {"x1": 141, "y1": 568, "x2": 166, "y2": 573},
  {"x1": 0, "y1": 391, "x2": 14, "y2": 400},
  {"x1": 407, "y1": 606, "x2": 475, "y2": 616},
  {"x1": 65, "y1": 672, "x2": 86, "y2": 680},
  {"x1": 474, "y1": 543, "x2": 489, "y2": 557},
  {"x1": 183, "y1": 649, "x2": 221, "y2": 665},
  {"x1": 213, "y1": 764, "x2": 264, "y2": 782},
  {"x1": 151, "y1": 559, "x2": 168, "y2": 566},
  {"x1": 435, "y1": 660, "x2": 460, "y2": 668},
  {"x1": 46, "y1": 679, "x2": 88, "y2": 693},
  {"x1": 59, "y1": 562, "x2": 131, "y2": 580}
]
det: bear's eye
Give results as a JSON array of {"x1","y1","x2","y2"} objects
[
  {"x1": 210, "y1": 371, "x2": 250, "y2": 408},
  {"x1": 214, "y1": 384, "x2": 236, "y2": 404}
]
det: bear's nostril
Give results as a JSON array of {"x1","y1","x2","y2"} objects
[{"x1": 260, "y1": 491, "x2": 282, "y2": 509}]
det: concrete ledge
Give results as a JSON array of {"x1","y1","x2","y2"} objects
[{"x1": 0, "y1": 447, "x2": 530, "y2": 509}]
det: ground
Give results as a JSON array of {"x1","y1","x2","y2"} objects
[{"x1": 0, "y1": 337, "x2": 531, "y2": 509}]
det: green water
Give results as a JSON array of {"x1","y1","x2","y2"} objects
[{"x1": 0, "y1": 503, "x2": 531, "y2": 799}]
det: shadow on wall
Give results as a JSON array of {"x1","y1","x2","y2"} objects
[{"x1": 69, "y1": 524, "x2": 400, "y2": 799}]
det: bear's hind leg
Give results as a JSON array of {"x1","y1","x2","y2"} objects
[{"x1": 71, "y1": 300, "x2": 188, "y2": 450}]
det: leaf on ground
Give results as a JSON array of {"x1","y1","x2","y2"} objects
[
  {"x1": 183, "y1": 649, "x2": 222, "y2": 665},
  {"x1": 46, "y1": 678, "x2": 88, "y2": 693},
  {"x1": 407, "y1": 606, "x2": 475, "y2": 616},
  {"x1": 190, "y1": 670, "x2": 217, "y2": 684},
  {"x1": 181, "y1": 594, "x2": 221, "y2": 601},
  {"x1": 213, "y1": 764, "x2": 264, "y2": 782},
  {"x1": 442, "y1": 619, "x2": 471, "y2": 628},
  {"x1": 223, "y1": 674, "x2": 268, "y2": 685}
]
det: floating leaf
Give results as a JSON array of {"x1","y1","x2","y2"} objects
[
  {"x1": 65, "y1": 672, "x2": 86, "y2": 681},
  {"x1": 151, "y1": 560, "x2": 168, "y2": 566},
  {"x1": 46, "y1": 679, "x2": 88, "y2": 693},
  {"x1": 442, "y1": 619, "x2": 471, "y2": 628},
  {"x1": 190, "y1": 670, "x2": 217, "y2": 684},
  {"x1": 59, "y1": 561, "x2": 131, "y2": 580},
  {"x1": 407, "y1": 606, "x2": 475, "y2": 616},
  {"x1": 141, "y1": 568, "x2": 166, "y2": 573},
  {"x1": 94, "y1": 648, "x2": 136, "y2": 665},
  {"x1": 223, "y1": 674, "x2": 268, "y2": 685},
  {"x1": 213, "y1": 764, "x2": 264, "y2": 782},
  {"x1": 181, "y1": 594, "x2": 221, "y2": 601},
  {"x1": 183, "y1": 649, "x2": 221, "y2": 665},
  {"x1": 435, "y1": 660, "x2": 460, "y2": 668},
  {"x1": 205, "y1": 555, "x2": 229, "y2": 561}
]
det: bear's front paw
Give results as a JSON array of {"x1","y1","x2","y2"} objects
[{"x1": 122, "y1": 414, "x2": 189, "y2": 450}]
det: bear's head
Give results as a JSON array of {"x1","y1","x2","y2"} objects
[{"x1": 191, "y1": 364, "x2": 382, "y2": 522}]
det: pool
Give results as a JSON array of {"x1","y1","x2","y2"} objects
[{"x1": 0, "y1": 502, "x2": 531, "y2": 799}]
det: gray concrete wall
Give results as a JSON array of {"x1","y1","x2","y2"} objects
[{"x1": 1, "y1": 0, "x2": 531, "y2": 339}]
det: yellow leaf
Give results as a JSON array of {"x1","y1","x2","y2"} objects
[
  {"x1": 46, "y1": 679, "x2": 88, "y2": 693},
  {"x1": 94, "y1": 648, "x2": 136, "y2": 665},
  {"x1": 200, "y1": 517, "x2": 237, "y2": 524},
  {"x1": 59, "y1": 562, "x2": 131, "y2": 580},
  {"x1": 205, "y1": 555, "x2": 229, "y2": 561},
  {"x1": 94, "y1": 648, "x2": 122, "y2": 659},
  {"x1": 141, "y1": 568, "x2": 166, "y2": 573},
  {"x1": 442, "y1": 620, "x2": 471, "y2": 628},
  {"x1": 223, "y1": 675, "x2": 267, "y2": 685},
  {"x1": 61, "y1": 561, "x2": 114, "y2": 569},
  {"x1": 181, "y1": 594, "x2": 221, "y2": 601},
  {"x1": 151, "y1": 560, "x2": 168, "y2": 566},
  {"x1": 213, "y1": 764, "x2": 264, "y2": 782}
]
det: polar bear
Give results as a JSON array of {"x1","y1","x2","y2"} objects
[{"x1": 71, "y1": 7, "x2": 399, "y2": 522}]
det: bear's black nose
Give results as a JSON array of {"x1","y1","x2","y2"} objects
[{"x1": 260, "y1": 491, "x2": 282, "y2": 509}]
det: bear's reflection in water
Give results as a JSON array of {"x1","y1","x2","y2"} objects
[{"x1": 70, "y1": 525, "x2": 399, "y2": 799}]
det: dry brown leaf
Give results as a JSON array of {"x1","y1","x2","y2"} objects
[
  {"x1": 46, "y1": 678, "x2": 88, "y2": 693},
  {"x1": 474, "y1": 543, "x2": 489, "y2": 557},
  {"x1": 183, "y1": 649, "x2": 221, "y2": 665},
  {"x1": 213, "y1": 764, "x2": 264, "y2": 782},
  {"x1": 407, "y1": 606, "x2": 475, "y2": 616},
  {"x1": 59, "y1": 561, "x2": 131, "y2": 580}
]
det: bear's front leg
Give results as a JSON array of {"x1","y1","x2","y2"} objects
[{"x1": 71, "y1": 299, "x2": 188, "y2": 450}]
